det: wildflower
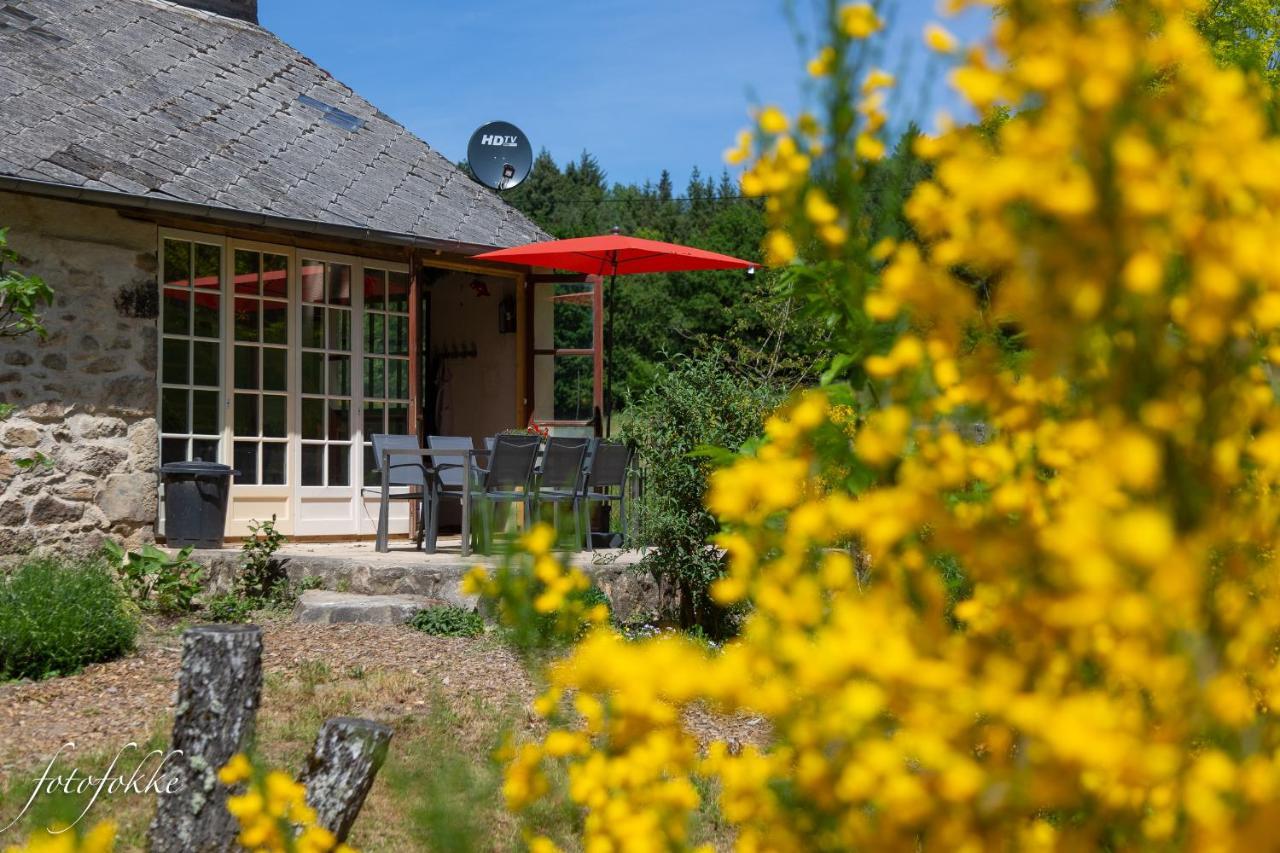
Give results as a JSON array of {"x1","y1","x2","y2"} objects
[
  {"x1": 839, "y1": 3, "x2": 882, "y2": 39},
  {"x1": 925, "y1": 23, "x2": 958, "y2": 53},
  {"x1": 218, "y1": 753, "x2": 252, "y2": 785},
  {"x1": 808, "y1": 46, "x2": 836, "y2": 77},
  {"x1": 765, "y1": 230, "x2": 796, "y2": 266},
  {"x1": 758, "y1": 105, "x2": 789, "y2": 134}
]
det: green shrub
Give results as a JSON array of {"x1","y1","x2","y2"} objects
[
  {"x1": 578, "y1": 584, "x2": 611, "y2": 620},
  {"x1": 0, "y1": 558, "x2": 137, "y2": 680},
  {"x1": 622, "y1": 353, "x2": 783, "y2": 637},
  {"x1": 205, "y1": 593, "x2": 257, "y2": 623},
  {"x1": 411, "y1": 606, "x2": 484, "y2": 638},
  {"x1": 238, "y1": 516, "x2": 288, "y2": 601},
  {"x1": 102, "y1": 541, "x2": 204, "y2": 614},
  {"x1": 271, "y1": 573, "x2": 323, "y2": 610}
]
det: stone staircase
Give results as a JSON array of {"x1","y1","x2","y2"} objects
[{"x1": 292, "y1": 590, "x2": 443, "y2": 625}]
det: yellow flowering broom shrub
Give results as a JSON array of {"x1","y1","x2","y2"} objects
[
  {"x1": 475, "y1": 0, "x2": 1280, "y2": 849},
  {"x1": 2, "y1": 823, "x2": 115, "y2": 853},
  {"x1": 217, "y1": 754, "x2": 357, "y2": 853}
]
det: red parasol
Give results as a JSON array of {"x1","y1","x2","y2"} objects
[{"x1": 474, "y1": 230, "x2": 755, "y2": 432}]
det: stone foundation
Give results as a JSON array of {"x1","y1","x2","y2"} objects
[{"x1": 0, "y1": 191, "x2": 160, "y2": 557}]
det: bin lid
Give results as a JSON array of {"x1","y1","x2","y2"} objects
[{"x1": 160, "y1": 460, "x2": 239, "y2": 476}]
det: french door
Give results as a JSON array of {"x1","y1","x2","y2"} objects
[
  {"x1": 290, "y1": 251, "x2": 412, "y2": 537},
  {"x1": 159, "y1": 230, "x2": 412, "y2": 539},
  {"x1": 225, "y1": 241, "x2": 293, "y2": 534}
]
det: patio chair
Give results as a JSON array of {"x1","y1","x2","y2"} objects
[
  {"x1": 362, "y1": 433, "x2": 431, "y2": 549},
  {"x1": 428, "y1": 434, "x2": 539, "y2": 553},
  {"x1": 582, "y1": 441, "x2": 633, "y2": 551},
  {"x1": 423, "y1": 435, "x2": 479, "y2": 552},
  {"x1": 530, "y1": 437, "x2": 590, "y2": 549}
]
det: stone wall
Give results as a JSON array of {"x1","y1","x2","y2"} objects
[{"x1": 0, "y1": 191, "x2": 159, "y2": 557}]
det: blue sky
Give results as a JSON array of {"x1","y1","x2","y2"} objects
[{"x1": 261, "y1": 1, "x2": 991, "y2": 188}]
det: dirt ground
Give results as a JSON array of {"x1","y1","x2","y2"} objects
[
  {"x1": 0, "y1": 617, "x2": 766, "y2": 851},
  {"x1": 0, "y1": 618, "x2": 535, "y2": 785}
]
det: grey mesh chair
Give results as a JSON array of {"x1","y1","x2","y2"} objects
[
  {"x1": 424, "y1": 435, "x2": 479, "y2": 552},
  {"x1": 582, "y1": 441, "x2": 633, "y2": 550},
  {"x1": 427, "y1": 434, "x2": 539, "y2": 553},
  {"x1": 530, "y1": 437, "x2": 590, "y2": 549},
  {"x1": 363, "y1": 433, "x2": 431, "y2": 549},
  {"x1": 473, "y1": 434, "x2": 540, "y2": 552}
]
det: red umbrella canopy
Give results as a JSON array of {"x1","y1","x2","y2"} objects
[{"x1": 472, "y1": 234, "x2": 755, "y2": 276}]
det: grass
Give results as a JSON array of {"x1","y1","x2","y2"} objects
[
  {"x1": 0, "y1": 723, "x2": 171, "y2": 849},
  {"x1": 0, "y1": 648, "x2": 548, "y2": 851},
  {"x1": 0, "y1": 627, "x2": 738, "y2": 851}
]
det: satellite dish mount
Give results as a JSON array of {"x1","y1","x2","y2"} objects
[{"x1": 467, "y1": 121, "x2": 533, "y2": 191}]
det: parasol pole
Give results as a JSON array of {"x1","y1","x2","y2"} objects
[
  {"x1": 605, "y1": 265, "x2": 617, "y2": 437},
  {"x1": 604, "y1": 227, "x2": 620, "y2": 437}
]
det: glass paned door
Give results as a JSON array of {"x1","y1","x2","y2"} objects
[
  {"x1": 300, "y1": 259, "x2": 353, "y2": 487},
  {"x1": 159, "y1": 238, "x2": 223, "y2": 465},
  {"x1": 361, "y1": 268, "x2": 412, "y2": 485},
  {"x1": 531, "y1": 279, "x2": 602, "y2": 427},
  {"x1": 231, "y1": 250, "x2": 290, "y2": 485}
]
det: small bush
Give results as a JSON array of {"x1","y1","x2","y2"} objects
[
  {"x1": 622, "y1": 352, "x2": 783, "y2": 637},
  {"x1": 411, "y1": 606, "x2": 484, "y2": 638},
  {"x1": 205, "y1": 593, "x2": 257, "y2": 623},
  {"x1": 238, "y1": 516, "x2": 288, "y2": 601},
  {"x1": 102, "y1": 541, "x2": 204, "y2": 615},
  {"x1": 0, "y1": 558, "x2": 137, "y2": 680}
]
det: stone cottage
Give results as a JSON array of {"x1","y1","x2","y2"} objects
[{"x1": 0, "y1": 0, "x2": 594, "y2": 554}]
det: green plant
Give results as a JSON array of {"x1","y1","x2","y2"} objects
[
  {"x1": 262, "y1": 573, "x2": 322, "y2": 612},
  {"x1": 205, "y1": 593, "x2": 257, "y2": 623},
  {"x1": 561, "y1": 583, "x2": 613, "y2": 640},
  {"x1": 10, "y1": 452, "x2": 52, "y2": 471},
  {"x1": 238, "y1": 515, "x2": 288, "y2": 601},
  {"x1": 102, "y1": 541, "x2": 204, "y2": 615},
  {"x1": 621, "y1": 352, "x2": 782, "y2": 636},
  {"x1": 0, "y1": 227, "x2": 53, "y2": 341},
  {"x1": 0, "y1": 557, "x2": 137, "y2": 680},
  {"x1": 0, "y1": 227, "x2": 54, "y2": 425},
  {"x1": 296, "y1": 659, "x2": 332, "y2": 697},
  {"x1": 411, "y1": 606, "x2": 484, "y2": 638}
]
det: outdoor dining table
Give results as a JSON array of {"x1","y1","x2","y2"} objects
[{"x1": 375, "y1": 446, "x2": 474, "y2": 556}]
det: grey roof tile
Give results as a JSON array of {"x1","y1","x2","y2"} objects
[{"x1": 0, "y1": 0, "x2": 545, "y2": 248}]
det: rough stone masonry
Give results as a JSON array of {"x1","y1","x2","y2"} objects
[{"x1": 0, "y1": 191, "x2": 160, "y2": 557}]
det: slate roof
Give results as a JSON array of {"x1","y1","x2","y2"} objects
[{"x1": 0, "y1": 0, "x2": 546, "y2": 250}]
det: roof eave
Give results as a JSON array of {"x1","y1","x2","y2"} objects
[{"x1": 0, "y1": 174, "x2": 528, "y2": 258}]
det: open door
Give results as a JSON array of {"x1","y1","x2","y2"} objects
[{"x1": 529, "y1": 274, "x2": 603, "y2": 437}]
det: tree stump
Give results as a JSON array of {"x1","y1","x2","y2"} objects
[
  {"x1": 298, "y1": 716, "x2": 393, "y2": 842},
  {"x1": 148, "y1": 625, "x2": 263, "y2": 853}
]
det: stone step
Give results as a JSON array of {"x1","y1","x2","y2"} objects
[
  {"x1": 192, "y1": 546, "x2": 675, "y2": 622},
  {"x1": 293, "y1": 590, "x2": 443, "y2": 625}
]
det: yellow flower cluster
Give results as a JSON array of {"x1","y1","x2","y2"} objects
[
  {"x1": 2, "y1": 824, "x2": 115, "y2": 853},
  {"x1": 485, "y1": 0, "x2": 1280, "y2": 849},
  {"x1": 218, "y1": 754, "x2": 356, "y2": 853},
  {"x1": 463, "y1": 524, "x2": 609, "y2": 649},
  {"x1": 734, "y1": 4, "x2": 896, "y2": 267}
]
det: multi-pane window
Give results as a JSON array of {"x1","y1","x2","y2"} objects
[
  {"x1": 533, "y1": 280, "x2": 598, "y2": 422},
  {"x1": 362, "y1": 269, "x2": 412, "y2": 485},
  {"x1": 231, "y1": 250, "x2": 290, "y2": 485},
  {"x1": 160, "y1": 238, "x2": 222, "y2": 466},
  {"x1": 300, "y1": 259, "x2": 353, "y2": 487}
]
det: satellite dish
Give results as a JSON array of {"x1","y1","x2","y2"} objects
[{"x1": 467, "y1": 121, "x2": 533, "y2": 191}]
